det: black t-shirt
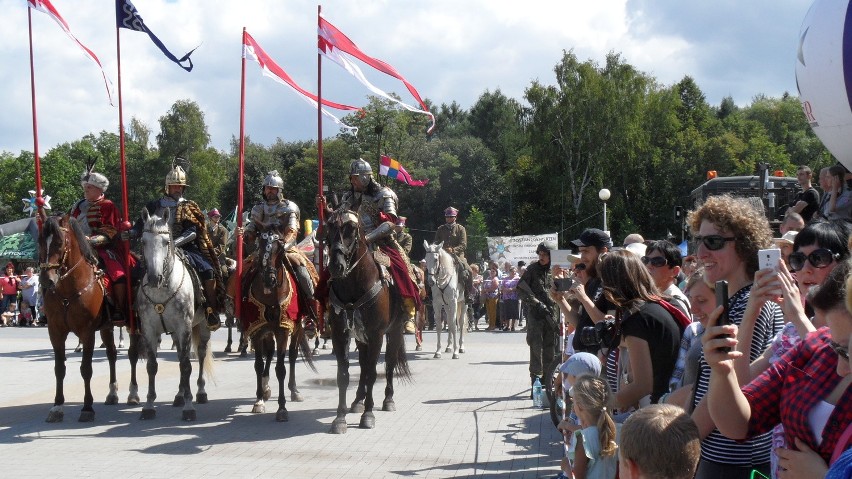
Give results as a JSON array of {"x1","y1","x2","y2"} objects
[
  {"x1": 572, "y1": 277, "x2": 616, "y2": 354},
  {"x1": 619, "y1": 301, "x2": 681, "y2": 404},
  {"x1": 793, "y1": 187, "x2": 820, "y2": 222}
]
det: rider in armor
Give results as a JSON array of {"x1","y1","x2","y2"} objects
[
  {"x1": 70, "y1": 167, "x2": 130, "y2": 327},
  {"x1": 127, "y1": 162, "x2": 222, "y2": 332},
  {"x1": 434, "y1": 206, "x2": 474, "y2": 301},
  {"x1": 239, "y1": 170, "x2": 316, "y2": 301},
  {"x1": 334, "y1": 158, "x2": 422, "y2": 324}
]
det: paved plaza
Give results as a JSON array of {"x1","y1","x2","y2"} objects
[{"x1": 0, "y1": 325, "x2": 562, "y2": 478}]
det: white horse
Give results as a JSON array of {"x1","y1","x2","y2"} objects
[
  {"x1": 132, "y1": 208, "x2": 213, "y2": 421},
  {"x1": 423, "y1": 241, "x2": 466, "y2": 359}
]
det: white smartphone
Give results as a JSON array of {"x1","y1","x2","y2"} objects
[{"x1": 758, "y1": 248, "x2": 782, "y2": 271}]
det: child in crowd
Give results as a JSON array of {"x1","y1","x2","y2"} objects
[
  {"x1": 554, "y1": 353, "x2": 602, "y2": 479},
  {"x1": 618, "y1": 403, "x2": 701, "y2": 479},
  {"x1": 1, "y1": 301, "x2": 16, "y2": 327},
  {"x1": 563, "y1": 375, "x2": 619, "y2": 479}
]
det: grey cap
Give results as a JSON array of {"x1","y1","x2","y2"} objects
[{"x1": 558, "y1": 352, "x2": 602, "y2": 377}]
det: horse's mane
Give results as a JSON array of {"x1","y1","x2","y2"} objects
[{"x1": 68, "y1": 216, "x2": 99, "y2": 266}]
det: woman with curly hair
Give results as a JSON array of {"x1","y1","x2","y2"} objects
[{"x1": 686, "y1": 194, "x2": 785, "y2": 479}]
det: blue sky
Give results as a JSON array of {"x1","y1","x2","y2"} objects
[{"x1": 0, "y1": 0, "x2": 814, "y2": 155}]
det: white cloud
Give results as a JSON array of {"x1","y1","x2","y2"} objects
[{"x1": 0, "y1": 0, "x2": 814, "y2": 155}]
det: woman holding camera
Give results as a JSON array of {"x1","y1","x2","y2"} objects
[
  {"x1": 596, "y1": 250, "x2": 682, "y2": 410},
  {"x1": 687, "y1": 194, "x2": 784, "y2": 479}
]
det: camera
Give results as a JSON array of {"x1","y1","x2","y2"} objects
[
  {"x1": 579, "y1": 318, "x2": 619, "y2": 349},
  {"x1": 554, "y1": 277, "x2": 573, "y2": 291}
]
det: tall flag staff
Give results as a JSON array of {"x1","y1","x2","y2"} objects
[
  {"x1": 317, "y1": 5, "x2": 325, "y2": 276},
  {"x1": 235, "y1": 28, "x2": 249, "y2": 321},
  {"x1": 114, "y1": 0, "x2": 198, "y2": 332},
  {"x1": 26, "y1": 0, "x2": 115, "y2": 224}
]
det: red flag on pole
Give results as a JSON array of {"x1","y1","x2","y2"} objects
[
  {"x1": 28, "y1": 0, "x2": 114, "y2": 105},
  {"x1": 318, "y1": 14, "x2": 435, "y2": 133}
]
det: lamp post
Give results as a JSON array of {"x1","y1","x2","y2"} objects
[{"x1": 598, "y1": 188, "x2": 611, "y2": 234}]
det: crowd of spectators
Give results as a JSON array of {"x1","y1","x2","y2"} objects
[{"x1": 535, "y1": 168, "x2": 852, "y2": 479}]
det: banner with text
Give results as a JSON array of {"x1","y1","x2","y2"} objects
[{"x1": 487, "y1": 233, "x2": 558, "y2": 267}]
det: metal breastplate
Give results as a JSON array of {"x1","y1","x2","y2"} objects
[
  {"x1": 156, "y1": 197, "x2": 181, "y2": 234},
  {"x1": 252, "y1": 200, "x2": 299, "y2": 231},
  {"x1": 357, "y1": 194, "x2": 381, "y2": 233}
]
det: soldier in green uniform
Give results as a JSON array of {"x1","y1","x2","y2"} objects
[
  {"x1": 433, "y1": 207, "x2": 473, "y2": 300},
  {"x1": 517, "y1": 241, "x2": 559, "y2": 398}
]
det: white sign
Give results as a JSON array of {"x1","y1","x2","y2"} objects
[{"x1": 486, "y1": 233, "x2": 558, "y2": 267}]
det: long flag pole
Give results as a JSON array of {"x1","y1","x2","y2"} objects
[
  {"x1": 115, "y1": 19, "x2": 135, "y2": 332},
  {"x1": 27, "y1": 6, "x2": 44, "y2": 225},
  {"x1": 234, "y1": 28, "x2": 248, "y2": 321},
  {"x1": 317, "y1": 5, "x2": 325, "y2": 267}
]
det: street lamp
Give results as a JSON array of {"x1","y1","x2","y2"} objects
[{"x1": 598, "y1": 188, "x2": 611, "y2": 234}]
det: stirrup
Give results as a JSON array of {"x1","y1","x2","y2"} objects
[{"x1": 206, "y1": 307, "x2": 221, "y2": 332}]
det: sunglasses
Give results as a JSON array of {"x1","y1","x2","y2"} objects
[
  {"x1": 694, "y1": 235, "x2": 736, "y2": 251},
  {"x1": 829, "y1": 340, "x2": 849, "y2": 361},
  {"x1": 641, "y1": 256, "x2": 668, "y2": 268},
  {"x1": 788, "y1": 248, "x2": 840, "y2": 272}
]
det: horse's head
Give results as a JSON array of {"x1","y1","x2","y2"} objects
[
  {"x1": 257, "y1": 223, "x2": 287, "y2": 292},
  {"x1": 141, "y1": 208, "x2": 173, "y2": 288},
  {"x1": 325, "y1": 209, "x2": 363, "y2": 279},
  {"x1": 423, "y1": 240, "x2": 444, "y2": 277},
  {"x1": 39, "y1": 215, "x2": 70, "y2": 287}
]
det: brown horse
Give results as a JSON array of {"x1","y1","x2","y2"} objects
[
  {"x1": 228, "y1": 224, "x2": 316, "y2": 422},
  {"x1": 39, "y1": 215, "x2": 118, "y2": 422},
  {"x1": 324, "y1": 208, "x2": 410, "y2": 434}
]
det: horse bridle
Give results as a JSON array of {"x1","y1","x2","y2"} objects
[
  {"x1": 139, "y1": 225, "x2": 184, "y2": 332},
  {"x1": 39, "y1": 223, "x2": 103, "y2": 327},
  {"x1": 329, "y1": 210, "x2": 368, "y2": 278},
  {"x1": 260, "y1": 230, "x2": 284, "y2": 288}
]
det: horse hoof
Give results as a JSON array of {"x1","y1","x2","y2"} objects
[
  {"x1": 173, "y1": 395, "x2": 185, "y2": 407},
  {"x1": 459, "y1": 347, "x2": 465, "y2": 353},
  {"x1": 359, "y1": 412, "x2": 375, "y2": 429},
  {"x1": 223, "y1": 346, "x2": 232, "y2": 353},
  {"x1": 46, "y1": 408, "x2": 64, "y2": 423},
  {"x1": 252, "y1": 403, "x2": 265, "y2": 414},
  {"x1": 452, "y1": 353, "x2": 460, "y2": 359},
  {"x1": 127, "y1": 395, "x2": 140, "y2": 406},
  {"x1": 78, "y1": 410, "x2": 95, "y2": 422},
  {"x1": 434, "y1": 352, "x2": 441, "y2": 359},
  {"x1": 74, "y1": 346, "x2": 82, "y2": 353},
  {"x1": 275, "y1": 409, "x2": 289, "y2": 422},
  {"x1": 415, "y1": 344, "x2": 422, "y2": 351},
  {"x1": 330, "y1": 418, "x2": 347, "y2": 434},
  {"x1": 239, "y1": 350, "x2": 247, "y2": 358},
  {"x1": 291, "y1": 391, "x2": 304, "y2": 402},
  {"x1": 104, "y1": 394, "x2": 119, "y2": 406},
  {"x1": 321, "y1": 344, "x2": 328, "y2": 350},
  {"x1": 196, "y1": 393, "x2": 208, "y2": 404},
  {"x1": 140, "y1": 408, "x2": 156, "y2": 420},
  {"x1": 312, "y1": 348, "x2": 319, "y2": 357},
  {"x1": 263, "y1": 387, "x2": 272, "y2": 402},
  {"x1": 350, "y1": 402, "x2": 365, "y2": 414},
  {"x1": 382, "y1": 400, "x2": 396, "y2": 412},
  {"x1": 445, "y1": 347, "x2": 452, "y2": 353},
  {"x1": 182, "y1": 410, "x2": 196, "y2": 421}
]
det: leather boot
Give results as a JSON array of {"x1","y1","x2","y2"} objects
[
  {"x1": 112, "y1": 282, "x2": 127, "y2": 328},
  {"x1": 203, "y1": 278, "x2": 220, "y2": 332}
]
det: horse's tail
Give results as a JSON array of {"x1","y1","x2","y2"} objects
[
  {"x1": 296, "y1": 325, "x2": 318, "y2": 373},
  {"x1": 192, "y1": 325, "x2": 217, "y2": 386},
  {"x1": 392, "y1": 316, "x2": 412, "y2": 383}
]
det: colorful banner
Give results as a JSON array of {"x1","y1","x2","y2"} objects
[{"x1": 486, "y1": 233, "x2": 558, "y2": 267}]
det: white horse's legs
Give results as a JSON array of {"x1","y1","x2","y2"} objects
[
  {"x1": 447, "y1": 301, "x2": 459, "y2": 359},
  {"x1": 174, "y1": 330, "x2": 196, "y2": 421},
  {"x1": 457, "y1": 300, "x2": 466, "y2": 354},
  {"x1": 140, "y1": 332, "x2": 159, "y2": 420},
  {"x1": 433, "y1": 304, "x2": 443, "y2": 358}
]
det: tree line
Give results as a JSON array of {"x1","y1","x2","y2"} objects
[{"x1": 0, "y1": 50, "x2": 832, "y2": 262}]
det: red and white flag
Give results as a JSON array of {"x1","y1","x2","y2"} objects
[
  {"x1": 318, "y1": 14, "x2": 435, "y2": 133},
  {"x1": 27, "y1": 0, "x2": 114, "y2": 105},
  {"x1": 243, "y1": 30, "x2": 359, "y2": 132}
]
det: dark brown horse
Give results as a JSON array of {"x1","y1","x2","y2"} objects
[
  {"x1": 39, "y1": 215, "x2": 118, "y2": 422},
  {"x1": 324, "y1": 208, "x2": 410, "y2": 434},
  {"x1": 228, "y1": 223, "x2": 316, "y2": 422}
]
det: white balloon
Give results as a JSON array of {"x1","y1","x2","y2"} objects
[{"x1": 796, "y1": 0, "x2": 852, "y2": 171}]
